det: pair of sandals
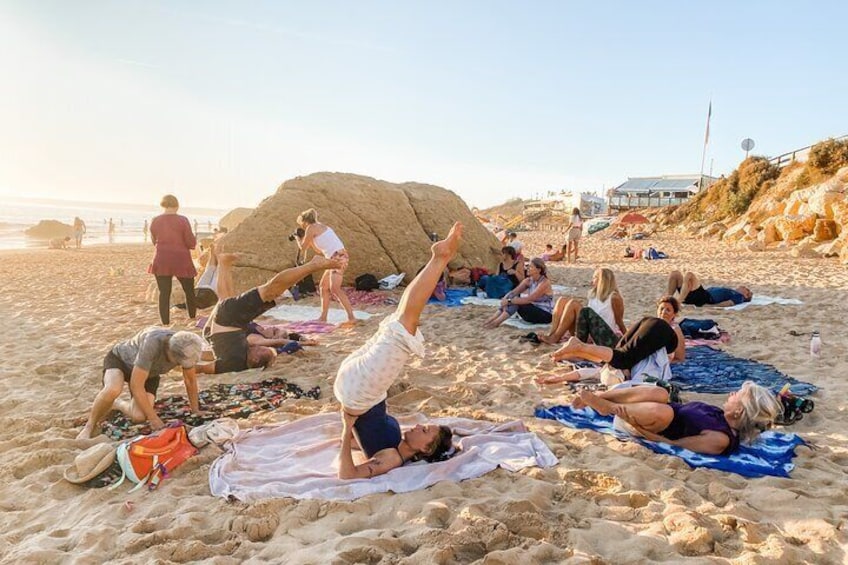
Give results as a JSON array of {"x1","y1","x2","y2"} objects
[{"x1": 518, "y1": 332, "x2": 542, "y2": 345}]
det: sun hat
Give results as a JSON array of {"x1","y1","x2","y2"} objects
[{"x1": 64, "y1": 443, "x2": 116, "y2": 484}]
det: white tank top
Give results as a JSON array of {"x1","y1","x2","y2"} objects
[
  {"x1": 312, "y1": 226, "x2": 345, "y2": 258},
  {"x1": 588, "y1": 293, "x2": 618, "y2": 333}
]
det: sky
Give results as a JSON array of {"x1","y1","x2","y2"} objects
[{"x1": 1, "y1": 1, "x2": 846, "y2": 210}]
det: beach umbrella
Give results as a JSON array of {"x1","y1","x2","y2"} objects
[{"x1": 618, "y1": 212, "x2": 649, "y2": 225}]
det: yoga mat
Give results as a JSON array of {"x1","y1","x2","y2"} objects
[
  {"x1": 672, "y1": 346, "x2": 817, "y2": 395},
  {"x1": 535, "y1": 405, "x2": 805, "y2": 478}
]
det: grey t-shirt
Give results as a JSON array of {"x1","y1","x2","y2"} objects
[{"x1": 111, "y1": 327, "x2": 179, "y2": 379}]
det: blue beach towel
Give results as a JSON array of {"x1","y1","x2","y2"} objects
[
  {"x1": 672, "y1": 346, "x2": 817, "y2": 396},
  {"x1": 535, "y1": 405, "x2": 805, "y2": 478},
  {"x1": 429, "y1": 287, "x2": 475, "y2": 308}
]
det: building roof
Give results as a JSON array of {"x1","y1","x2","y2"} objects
[{"x1": 613, "y1": 175, "x2": 717, "y2": 194}]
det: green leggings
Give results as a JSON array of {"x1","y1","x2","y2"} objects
[{"x1": 576, "y1": 307, "x2": 619, "y2": 348}]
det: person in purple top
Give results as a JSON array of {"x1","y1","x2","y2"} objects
[
  {"x1": 666, "y1": 270, "x2": 752, "y2": 307},
  {"x1": 572, "y1": 381, "x2": 782, "y2": 455}
]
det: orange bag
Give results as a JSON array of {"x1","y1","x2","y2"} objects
[{"x1": 111, "y1": 424, "x2": 198, "y2": 492}]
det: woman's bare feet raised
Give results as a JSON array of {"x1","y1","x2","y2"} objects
[{"x1": 432, "y1": 222, "x2": 463, "y2": 260}]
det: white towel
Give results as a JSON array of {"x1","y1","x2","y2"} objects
[
  {"x1": 460, "y1": 296, "x2": 502, "y2": 307},
  {"x1": 261, "y1": 304, "x2": 375, "y2": 324},
  {"x1": 722, "y1": 295, "x2": 803, "y2": 311},
  {"x1": 208, "y1": 413, "x2": 557, "y2": 502},
  {"x1": 502, "y1": 315, "x2": 550, "y2": 331}
]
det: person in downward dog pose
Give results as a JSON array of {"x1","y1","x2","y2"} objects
[{"x1": 335, "y1": 223, "x2": 463, "y2": 479}]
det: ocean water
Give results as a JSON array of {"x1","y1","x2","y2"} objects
[{"x1": 0, "y1": 197, "x2": 229, "y2": 250}]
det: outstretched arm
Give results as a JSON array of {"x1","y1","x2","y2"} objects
[
  {"x1": 182, "y1": 367, "x2": 200, "y2": 412},
  {"x1": 611, "y1": 292, "x2": 627, "y2": 335},
  {"x1": 129, "y1": 368, "x2": 164, "y2": 430}
]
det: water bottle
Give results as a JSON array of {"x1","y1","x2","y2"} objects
[{"x1": 810, "y1": 331, "x2": 822, "y2": 358}]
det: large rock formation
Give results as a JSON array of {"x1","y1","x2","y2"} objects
[
  {"x1": 25, "y1": 220, "x2": 73, "y2": 239},
  {"x1": 219, "y1": 173, "x2": 502, "y2": 291},
  {"x1": 219, "y1": 207, "x2": 254, "y2": 232}
]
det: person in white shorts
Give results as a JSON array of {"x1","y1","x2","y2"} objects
[{"x1": 336, "y1": 223, "x2": 463, "y2": 479}]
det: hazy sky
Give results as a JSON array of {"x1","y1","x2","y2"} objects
[{"x1": 1, "y1": 1, "x2": 846, "y2": 209}]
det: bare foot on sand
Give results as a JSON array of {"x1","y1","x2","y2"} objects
[
  {"x1": 432, "y1": 222, "x2": 463, "y2": 260},
  {"x1": 551, "y1": 337, "x2": 580, "y2": 361},
  {"x1": 339, "y1": 319, "x2": 357, "y2": 328},
  {"x1": 76, "y1": 425, "x2": 95, "y2": 440}
]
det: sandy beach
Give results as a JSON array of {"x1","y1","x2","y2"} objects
[{"x1": 1, "y1": 234, "x2": 846, "y2": 564}]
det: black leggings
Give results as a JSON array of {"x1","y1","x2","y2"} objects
[
  {"x1": 517, "y1": 304, "x2": 553, "y2": 324},
  {"x1": 155, "y1": 275, "x2": 196, "y2": 324},
  {"x1": 609, "y1": 317, "x2": 677, "y2": 371}
]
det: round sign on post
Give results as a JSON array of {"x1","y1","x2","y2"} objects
[{"x1": 741, "y1": 138, "x2": 755, "y2": 159}]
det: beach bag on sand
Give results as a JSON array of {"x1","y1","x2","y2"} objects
[
  {"x1": 483, "y1": 274, "x2": 513, "y2": 299},
  {"x1": 355, "y1": 273, "x2": 380, "y2": 291},
  {"x1": 110, "y1": 423, "x2": 197, "y2": 492},
  {"x1": 470, "y1": 267, "x2": 489, "y2": 285}
]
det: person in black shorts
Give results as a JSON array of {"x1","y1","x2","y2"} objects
[
  {"x1": 77, "y1": 329, "x2": 206, "y2": 439},
  {"x1": 197, "y1": 250, "x2": 340, "y2": 375},
  {"x1": 666, "y1": 270, "x2": 752, "y2": 307},
  {"x1": 551, "y1": 316, "x2": 679, "y2": 374}
]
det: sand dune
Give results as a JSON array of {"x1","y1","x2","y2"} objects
[{"x1": 0, "y1": 233, "x2": 846, "y2": 563}]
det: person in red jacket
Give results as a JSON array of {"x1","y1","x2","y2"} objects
[{"x1": 149, "y1": 194, "x2": 197, "y2": 324}]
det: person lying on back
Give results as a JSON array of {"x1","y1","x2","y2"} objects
[{"x1": 666, "y1": 270, "x2": 752, "y2": 307}]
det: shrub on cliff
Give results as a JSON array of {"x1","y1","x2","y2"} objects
[{"x1": 675, "y1": 156, "x2": 780, "y2": 223}]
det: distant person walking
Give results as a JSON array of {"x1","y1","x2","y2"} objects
[
  {"x1": 194, "y1": 219, "x2": 199, "y2": 235},
  {"x1": 72, "y1": 216, "x2": 86, "y2": 249},
  {"x1": 149, "y1": 194, "x2": 198, "y2": 324},
  {"x1": 294, "y1": 208, "x2": 356, "y2": 325},
  {"x1": 565, "y1": 208, "x2": 583, "y2": 263},
  {"x1": 143, "y1": 219, "x2": 149, "y2": 242},
  {"x1": 108, "y1": 218, "x2": 116, "y2": 243}
]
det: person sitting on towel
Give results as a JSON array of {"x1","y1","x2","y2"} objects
[
  {"x1": 571, "y1": 380, "x2": 782, "y2": 455},
  {"x1": 482, "y1": 258, "x2": 554, "y2": 329},
  {"x1": 550, "y1": 316, "x2": 679, "y2": 385},
  {"x1": 76, "y1": 329, "x2": 205, "y2": 439},
  {"x1": 336, "y1": 224, "x2": 462, "y2": 479},
  {"x1": 197, "y1": 245, "x2": 340, "y2": 375},
  {"x1": 540, "y1": 267, "x2": 627, "y2": 346},
  {"x1": 537, "y1": 296, "x2": 685, "y2": 386},
  {"x1": 666, "y1": 270, "x2": 752, "y2": 307}
]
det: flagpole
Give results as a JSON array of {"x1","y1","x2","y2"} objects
[{"x1": 699, "y1": 99, "x2": 711, "y2": 190}]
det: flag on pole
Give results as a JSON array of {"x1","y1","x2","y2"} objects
[{"x1": 704, "y1": 100, "x2": 712, "y2": 145}]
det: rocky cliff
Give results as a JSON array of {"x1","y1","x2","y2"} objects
[{"x1": 219, "y1": 172, "x2": 501, "y2": 291}]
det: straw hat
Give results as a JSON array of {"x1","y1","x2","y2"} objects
[{"x1": 64, "y1": 443, "x2": 116, "y2": 484}]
